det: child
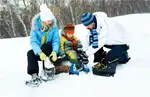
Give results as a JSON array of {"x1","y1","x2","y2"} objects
[{"x1": 59, "y1": 24, "x2": 90, "y2": 75}]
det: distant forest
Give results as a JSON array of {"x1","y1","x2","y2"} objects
[{"x1": 0, "y1": 0, "x2": 150, "y2": 38}]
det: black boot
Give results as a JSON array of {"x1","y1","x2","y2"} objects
[{"x1": 92, "y1": 60, "x2": 118, "y2": 77}]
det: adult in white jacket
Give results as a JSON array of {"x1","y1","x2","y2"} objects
[{"x1": 81, "y1": 12, "x2": 130, "y2": 75}]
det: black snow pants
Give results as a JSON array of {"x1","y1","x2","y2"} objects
[
  {"x1": 27, "y1": 43, "x2": 52, "y2": 75},
  {"x1": 94, "y1": 44, "x2": 130, "y2": 65},
  {"x1": 93, "y1": 44, "x2": 130, "y2": 76}
]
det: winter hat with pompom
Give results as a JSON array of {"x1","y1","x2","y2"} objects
[
  {"x1": 40, "y1": 4, "x2": 55, "y2": 21},
  {"x1": 81, "y1": 12, "x2": 94, "y2": 26}
]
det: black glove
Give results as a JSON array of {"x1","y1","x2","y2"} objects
[{"x1": 79, "y1": 51, "x2": 89, "y2": 64}]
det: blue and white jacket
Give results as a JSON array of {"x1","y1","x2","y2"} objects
[{"x1": 85, "y1": 12, "x2": 129, "y2": 56}]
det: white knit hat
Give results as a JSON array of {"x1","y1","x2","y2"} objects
[{"x1": 40, "y1": 4, "x2": 55, "y2": 21}]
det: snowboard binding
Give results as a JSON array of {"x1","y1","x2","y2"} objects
[{"x1": 40, "y1": 57, "x2": 55, "y2": 82}]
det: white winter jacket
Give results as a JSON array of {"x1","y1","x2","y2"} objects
[{"x1": 86, "y1": 12, "x2": 129, "y2": 56}]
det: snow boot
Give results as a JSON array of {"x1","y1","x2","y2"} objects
[
  {"x1": 26, "y1": 74, "x2": 42, "y2": 87},
  {"x1": 69, "y1": 64, "x2": 79, "y2": 75},
  {"x1": 93, "y1": 62, "x2": 107, "y2": 69},
  {"x1": 92, "y1": 62, "x2": 118, "y2": 77},
  {"x1": 79, "y1": 64, "x2": 90, "y2": 73},
  {"x1": 82, "y1": 64, "x2": 90, "y2": 73}
]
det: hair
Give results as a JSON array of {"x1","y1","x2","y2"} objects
[{"x1": 41, "y1": 21, "x2": 53, "y2": 32}]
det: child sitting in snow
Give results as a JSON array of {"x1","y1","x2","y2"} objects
[{"x1": 59, "y1": 24, "x2": 90, "y2": 75}]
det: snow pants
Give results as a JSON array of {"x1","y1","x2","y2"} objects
[
  {"x1": 27, "y1": 43, "x2": 52, "y2": 75},
  {"x1": 92, "y1": 44, "x2": 130, "y2": 76},
  {"x1": 65, "y1": 50, "x2": 81, "y2": 69},
  {"x1": 94, "y1": 44, "x2": 130, "y2": 64}
]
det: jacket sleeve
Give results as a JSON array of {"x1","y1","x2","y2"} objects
[
  {"x1": 59, "y1": 36, "x2": 66, "y2": 56},
  {"x1": 30, "y1": 30, "x2": 42, "y2": 55},
  {"x1": 64, "y1": 41, "x2": 72, "y2": 52},
  {"x1": 77, "y1": 40, "x2": 83, "y2": 48},
  {"x1": 86, "y1": 33, "x2": 107, "y2": 56},
  {"x1": 52, "y1": 26, "x2": 60, "y2": 54}
]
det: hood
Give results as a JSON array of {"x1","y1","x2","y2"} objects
[
  {"x1": 61, "y1": 27, "x2": 66, "y2": 37},
  {"x1": 31, "y1": 13, "x2": 57, "y2": 30}
]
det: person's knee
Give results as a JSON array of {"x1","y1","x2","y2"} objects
[
  {"x1": 66, "y1": 50, "x2": 77, "y2": 60},
  {"x1": 69, "y1": 54, "x2": 77, "y2": 60},
  {"x1": 122, "y1": 44, "x2": 129, "y2": 51},
  {"x1": 27, "y1": 50, "x2": 35, "y2": 57},
  {"x1": 41, "y1": 43, "x2": 52, "y2": 55},
  {"x1": 118, "y1": 52, "x2": 130, "y2": 64},
  {"x1": 105, "y1": 51, "x2": 130, "y2": 64}
]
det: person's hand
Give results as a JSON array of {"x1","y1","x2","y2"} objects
[
  {"x1": 49, "y1": 51, "x2": 57, "y2": 62},
  {"x1": 80, "y1": 51, "x2": 89, "y2": 64},
  {"x1": 77, "y1": 48, "x2": 83, "y2": 54},
  {"x1": 39, "y1": 52, "x2": 47, "y2": 61},
  {"x1": 82, "y1": 51, "x2": 88, "y2": 58}
]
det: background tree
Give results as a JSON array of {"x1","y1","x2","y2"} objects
[{"x1": 0, "y1": 0, "x2": 150, "y2": 38}]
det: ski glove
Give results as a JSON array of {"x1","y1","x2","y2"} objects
[
  {"x1": 79, "y1": 51, "x2": 89, "y2": 64},
  {"x1": 39, "y1": 52, "x2": 47, "y2": 61},
  {"x1": 49, "y1": 51, "x2": 57, "y2": 62}
]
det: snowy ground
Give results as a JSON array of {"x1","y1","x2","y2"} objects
[{"x1": 0, "y1": 13, "x2": 150, "y2": 97}]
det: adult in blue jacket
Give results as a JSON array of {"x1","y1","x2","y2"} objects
[{"x1": 26, "y1": 4, "x2": 60, "y2": 87}]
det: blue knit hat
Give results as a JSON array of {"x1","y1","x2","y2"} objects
[{"x1": 81, "y1": 12, "x2": 94, "y2": 26}]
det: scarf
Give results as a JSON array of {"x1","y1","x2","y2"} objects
[
  {"x1": 65, "y1": 36, "x2": 78, "y2": 51},
  {"x1": 89, "y1": 29, "x2": 98, "y2": 48},
  {"x1": 41, "y1": 22, "x2": 53, "y2": 45},
  {"x1": 89, "y1": 16, "x2": 98, "y2": 48}
]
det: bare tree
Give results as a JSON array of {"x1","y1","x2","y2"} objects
[
  {"x1": 13, "y1": 0, "x2": 28, "y2": 36},
  {"x1": 1, "y1": 0, "x2": 150, "y2": 38},
  {"x1": 3, "y1": 1, "x2": 16, "y2": 37},
  {"x1": 69, "y1": 3, "x2": 75, "y2": 24}
]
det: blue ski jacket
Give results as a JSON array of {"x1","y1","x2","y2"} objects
[{"x1": 30, "y1": 14, "x2": 60, "y2": 55}]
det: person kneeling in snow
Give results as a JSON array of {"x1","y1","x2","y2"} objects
[
  {"x1": 59, "y1": 24, "x2": 90, "y2": 75},
  {"x1": 81, "y1": 12, "x2": 130, "y2": 76},
  {"x1": 26, "y1": 4, "x2": 60, "y2": 87}
]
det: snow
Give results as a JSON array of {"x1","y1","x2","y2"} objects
[{"x1": 0, "y1": 13, "x2": 150, "y2": 97}]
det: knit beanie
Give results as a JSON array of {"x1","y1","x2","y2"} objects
[
  {"x1": 81, "y1": 12, "x2": 94, "y2": 26},
  {"x1": 40, "y1": 4, "x2": 55, "y2": 21}
]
